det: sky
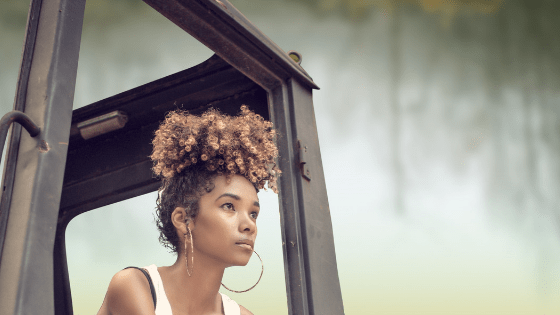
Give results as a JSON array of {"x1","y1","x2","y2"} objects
[{"x1": 1, "y1": 0, "x2": 560, "y2": 314}]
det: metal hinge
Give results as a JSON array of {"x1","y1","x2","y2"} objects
[{"x1": 298, "y1": 140, "x2": 311, "y2": 181}]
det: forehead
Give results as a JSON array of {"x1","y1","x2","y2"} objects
[{"x1": 208, "y1": 174, "x2": 258, "y2": 200}]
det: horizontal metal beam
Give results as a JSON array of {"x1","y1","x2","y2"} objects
[{"x1": 143, "y1": 0, "x2": 319, "y2": 91}]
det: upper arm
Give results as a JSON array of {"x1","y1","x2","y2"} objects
[
  {"x1": 240, "y1": 305, "x2": 254, "y2": 315},
  {"x1": 98, "y1": 268, "x2": 155, "y2": 315}
]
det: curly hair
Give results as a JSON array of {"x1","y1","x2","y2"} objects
[{"x1": 151, "y1": 106, "x2": 281, "y2": 253}]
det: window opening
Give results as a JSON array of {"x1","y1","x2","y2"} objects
[
  {"x1": 73, "y1": 0, "x2": 213, "y2": 108},
  {"x1": 65, "y1": 188, "x2": 287, "y2": 314}
]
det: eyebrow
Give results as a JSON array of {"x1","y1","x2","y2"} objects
[{"x1": 216, "y1": 193, "x2": 260, "y2": 208}]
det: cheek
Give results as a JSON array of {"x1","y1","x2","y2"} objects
[{"x1": 198, "y1": 215, "x2": 234, "y2": 239}]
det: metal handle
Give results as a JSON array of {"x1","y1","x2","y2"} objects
[{"x1": 0, "y1": 111, "x2": 41, "y2": 164}]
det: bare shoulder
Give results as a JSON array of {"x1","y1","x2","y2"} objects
[
  {"x1": 97, "y1": 268, "x2": 155, "y2": 315},
  {"x1": 240, "y1": 304, "x2": 254, "y2": 315}
]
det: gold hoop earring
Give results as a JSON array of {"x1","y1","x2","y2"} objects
[
  {"x1": 184, "y1": 227, "x2": 194, "y2": 277},
  {"x1": 221, "y1": 250, "x2": 263, "y2": 293}
]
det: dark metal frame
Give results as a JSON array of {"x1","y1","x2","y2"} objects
[{"x1": 0, "y1": 1, "x2": 344, "y2": 314}]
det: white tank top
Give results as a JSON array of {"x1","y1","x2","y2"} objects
[{"x1": 143, "y1": 264, "x2": 241, "y2": 315}]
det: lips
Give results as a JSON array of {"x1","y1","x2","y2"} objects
[{"x1": 235, "y1": 239, "x2": 254, "y2": 251}]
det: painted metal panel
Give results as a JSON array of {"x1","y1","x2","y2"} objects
[
  {"x1": 0, "y1": 0, "x2": 86, "y2": 314},
  {"x1": 268, "y1": 83, "x2": 311, "y2": 315},
  {"x1": 287, "y1": 78, "x2": 344, "y2": 314},
  {"x1": 267, "y1": 79, "x2": 344, "y2": 315}
]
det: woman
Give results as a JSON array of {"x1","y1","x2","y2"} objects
[{"x1": 97, "y1": 106, "x2": 280, "y2": 315}]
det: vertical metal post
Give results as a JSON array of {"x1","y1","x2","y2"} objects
[
  {"x1": 286, "y1": 78, "x2": 344, "y2": 314},
  {"x1": 0, "y1": 0, "x2": 43, "y2": 265},
  {"x1": 269, "y1": 78, "x2": 344, "y2": 315},
  {"x1": 0, "y1": 0, "x2": 86, "y2": 314},
  {"x1": 269, "y1": 83, "x2": 311, "y2": 315}
]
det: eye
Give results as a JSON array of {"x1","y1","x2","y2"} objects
[
  {"x1": 222, "y1": 203, "x2": 234, "y2": 211},
  {"x1": 250, "y1": 211, "x2": 259, "y2": 219}
]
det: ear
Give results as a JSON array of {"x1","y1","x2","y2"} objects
[{"x1": 171, "y1": 207, "x2": 194, "y2": 236}]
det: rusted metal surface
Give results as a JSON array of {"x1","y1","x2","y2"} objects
[{"x1": 0, "y1": 0, "x2": 86, "y2": 315}]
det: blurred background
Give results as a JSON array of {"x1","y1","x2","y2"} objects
[{"x1": 1, "y1": 0, "x2": 560, "y2": 314}]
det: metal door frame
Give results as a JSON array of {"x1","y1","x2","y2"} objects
[{"x1": 0, "y1": 1, "x2": 344, "y2": 314}]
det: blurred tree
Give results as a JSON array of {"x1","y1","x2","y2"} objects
[
  {"x1": 0, "y1": 0, "x2": 144, "y2": 30},
  {"x1": 0, "y1": 0, "x2": 507, "y2": 28},
  {"x1": 295, "y1": 0, "x2": 504, "y2": 22}
]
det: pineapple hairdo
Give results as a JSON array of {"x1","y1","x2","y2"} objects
[{"x1": 151, "y1": 105, "x2": 281, "y2": 253}]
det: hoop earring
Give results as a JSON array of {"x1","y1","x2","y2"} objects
[
  {"x1": 184, "y1": 227, "x2": 194, "y2": 277},
  {"x1": 221, "y1": 250, "x2": 263, "y2": 293}
]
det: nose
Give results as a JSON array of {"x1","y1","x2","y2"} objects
[{"x1": 239, "y1": 211, "x2": 256, "y2": 234}]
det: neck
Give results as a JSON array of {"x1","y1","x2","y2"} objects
[{"x1": 160, "y1": 250, "x2": 227, "y2": 314}]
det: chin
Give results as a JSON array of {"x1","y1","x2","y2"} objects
[
  {"x1": 235, "y1": 256, "x2": 252, "y2": 266},
  {"x1": 227, "y1": 254, "x2": 252, "y2": 267}
]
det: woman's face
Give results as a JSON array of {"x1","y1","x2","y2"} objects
[{"x1": 192, "y1": 174, "x2": 260, "y2": 267}]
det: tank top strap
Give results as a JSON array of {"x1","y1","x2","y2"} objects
[
  {"x1": 143, "y1": 265, "x2": 173, "y2": 315},
  {"x1": 219, "y1": 292, "x2": 241, "y2": 315}
]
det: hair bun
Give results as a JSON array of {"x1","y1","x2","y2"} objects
[{"x1": 151, "y1": 106, "x2": 281, "y2": 192}]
